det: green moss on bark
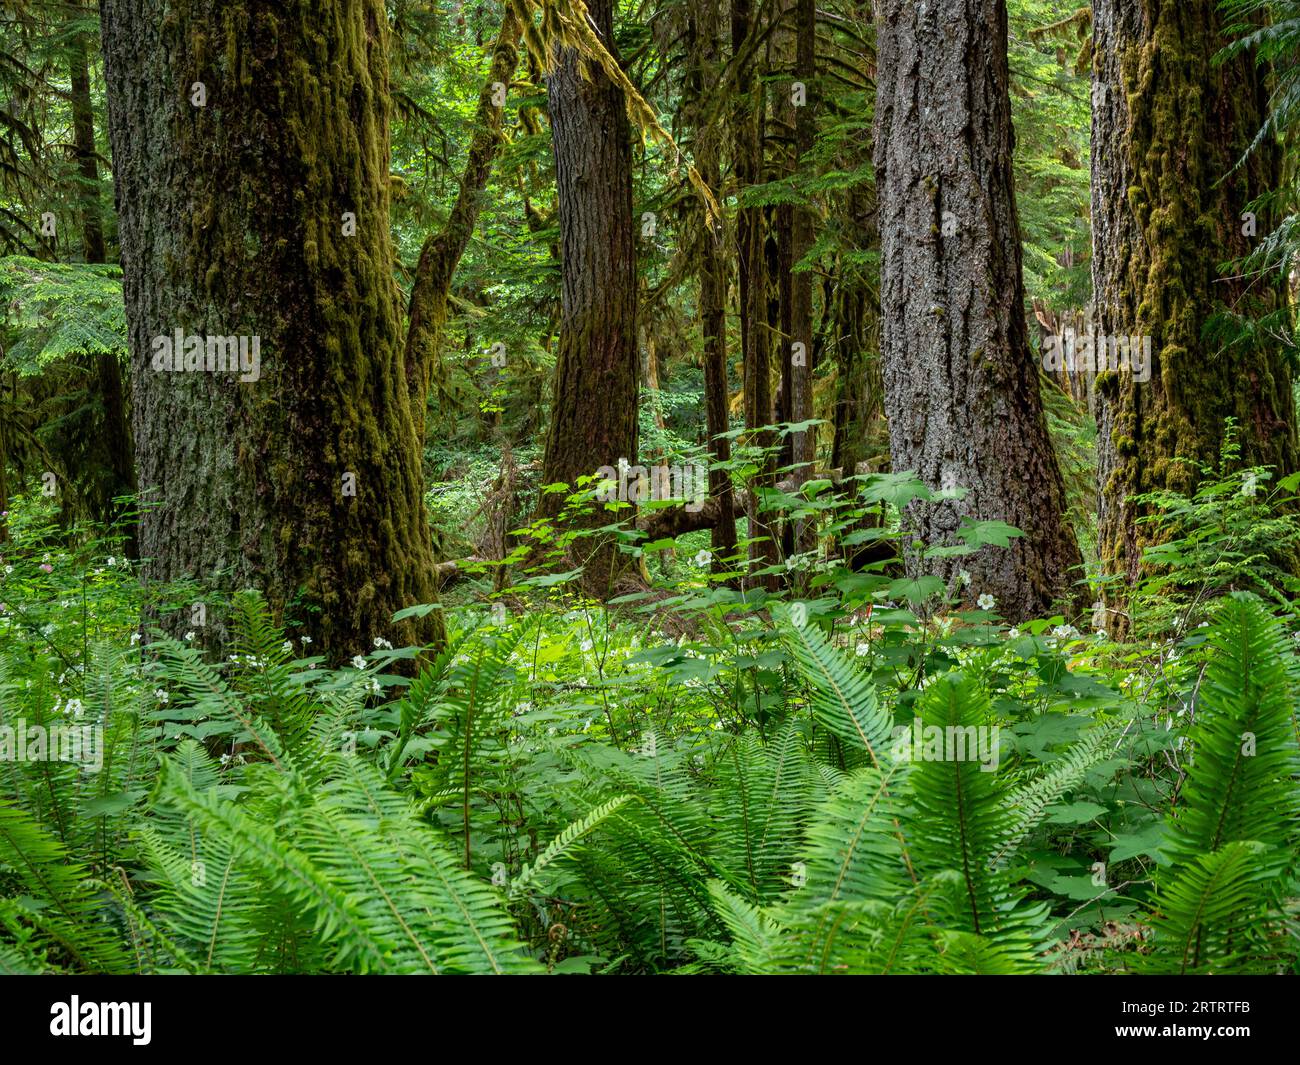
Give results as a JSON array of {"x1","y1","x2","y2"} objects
[{"x1": 1093, "y1": 0, "x2": 1299, "y2": 610}]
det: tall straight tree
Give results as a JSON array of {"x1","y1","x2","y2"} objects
[
  {"x1": 100, "y1": 0, "x2": 443, "y2": 657},
  {"x1": 874, "y1": 0, "x2": 1083, "y2": 620},
  {"x1": 686, "y1": 4, "x2": 737, "y2": 568},
  {"x1": 1092, "y1": 0, "x2": 1298, "y2": 602},
  {"x1": 788, "y1": 0, "x2": 816, "y2": 553},
  {"x1": 732, "y1": 0, "x2": 779, "y2": 588},
  {"x1": 537, "y1": 0, "x2": 638, "y2": 593},
  {"x1": 67, "y1": 2, "x2": 135, "y2": 540}
]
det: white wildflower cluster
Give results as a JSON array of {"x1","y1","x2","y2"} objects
[
  {"x1": 1049, "y1": 624, "x2": 1079, "y2": 644},
  {"x1": 53, "y1": 697, "x2": 85, "y2": 718}
]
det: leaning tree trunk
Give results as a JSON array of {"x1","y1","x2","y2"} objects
[
  {"x1": 536, "y1": 0, "x2": 639, "y2": 596},
  {"x1": 404, "y1": 6, "x2": 521, "y2": 446},
  {"x1": 874, "y1": 0, "x2": 1084, "y2": 621},
  {"x1": 101, "y1": 0, "x2": 443, "y2": 658},
  {"x1": 1092, "y1": 0, "x2": 1298, "y2": 617}
]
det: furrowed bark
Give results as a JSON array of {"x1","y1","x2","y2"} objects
[
  {"x1": 101, "y1": 0, "x2": 444, "y2": 658},
  {"x1": 536, "y1": 0, "x2": 639, "y2": 596},
  {"x1": 1092, "y1": 0, "x2": 1299, "y2": 621},
  {"x1": 874, "y1": 0, "x2": 1084, "y2": 621}
]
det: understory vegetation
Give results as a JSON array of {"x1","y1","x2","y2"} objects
[
  {"x1": 2, "y1": 461, "x2": 1298, "y2": 974},
  {"x1": 3, "y1": 0, "x2": 1300, "y2": 980}
]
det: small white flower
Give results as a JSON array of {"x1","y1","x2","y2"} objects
[
  {"x1": 220, "y1": 753, "x2": 231, "y2": 766},
  {"x1": 282, "y1": 640, "x2": 293, "y2": 654},
  {"x1": 300, "y1": 635, "x2": 312, "y2": 645},
  {"x1": 855, "y1": 643, "x2": 870, "y2": 657},
  {"x1": 580, "y1": 638, "x2": 593, "y2": 652},
  {"x1": 351, "y1": 655, "x2": 366, "y2": 669},
  {"x1": 1094, "y1": 629, "x2": 1107, "y2": 641},
  {"x1": 958, "y1": 569, "x2": 972, "y2": 587},
  {"x1": 130, "y1": 632, "x2": 142, "y2": 646},
  {"x1": 373, "y1": 636, "x2": 393, "y2": 650},
  {"x1": 184, "y1": 631, "x2": 196, "y2": 642},
  {"x1": 3, "y1": 565, "x2": 11, "y2": 574},
  {"x1": 1051, "y1": 624, "x2": 1078, "y2": 641},
  {"x1": 154, "y1": 689, "x2": 169, "y2": 704},
  {"x1": 107, "y1": 556, "x2": 116, "y2": 567},
  {"x1": 977, "y1": 593, "x2": 995, "y2": 611},
  {"x1": 1008, "y1": 628, "x2": 1020, "y2": 639},
  {"x1": 694, "y1": 549, "x2": 712, "y2": 567}
]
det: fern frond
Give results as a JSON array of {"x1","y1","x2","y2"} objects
[
  {"x1": 1144, "y1": 841, "x2": 1287, "y2": 974},
  {"x1": 780, "y1": 614, "x2": 892, "y2": 767},
  {"x1": 509, "y1": 794, "x2": 631, "y2": 900},
  {"x1": 0, "y1": 802, "x2": 133, "y2": 972}
]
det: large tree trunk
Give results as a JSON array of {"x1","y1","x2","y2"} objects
[
  {"x1": 687, "y1": 5, "x2": 738, "y2": 569},
  {"x1": 536, "y1": 0, "x2": 639, "y2": 595},
  {"x1": 1092, "y1": 0, "x2": 1298, "y2": 614},
  {"x1": 874, "y1": 0, "x2": 1083, "y2": 621},
  {"x1": 100, "y1": 0, "x2": 443, "y2": 658},
  {"x1": 404, "y1": 7, "x2": 521, "y2": 445}
]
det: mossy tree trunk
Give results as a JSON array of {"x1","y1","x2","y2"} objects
[
  {"x1": 874, "y1": 0, "x2": 1084, "y2": 620},
  {"x1": 536, "y1": 0, "x2": 639, "y2": 595},
  {"x1": 1092, "y1": 0, "x2": 1298, "y2": 609},
  {"x1": 101, "y1": 0, "x2": 443, "y2": 658}
]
